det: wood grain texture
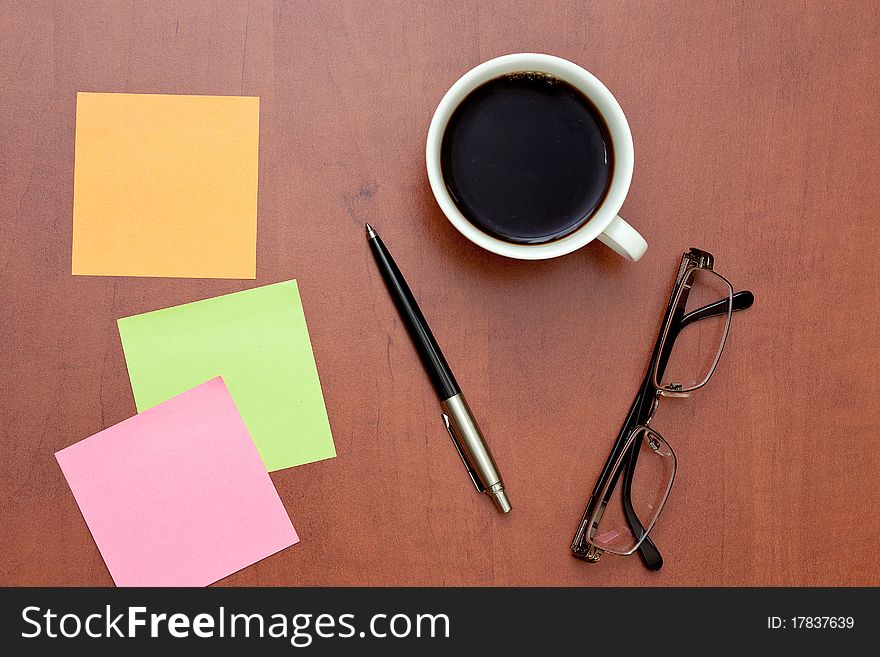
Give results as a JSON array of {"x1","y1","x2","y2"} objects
[{"x1": 1, "y1": 0, "x2": 878, "y2": 586}]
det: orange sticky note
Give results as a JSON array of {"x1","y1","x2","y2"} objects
[{"x1": 72, "y1": 92, "x2": 259, "y2": 278}]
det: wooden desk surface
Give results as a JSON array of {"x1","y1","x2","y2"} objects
[{"x1": 1, "y1": 1, "x2": 877, "y2": 586}]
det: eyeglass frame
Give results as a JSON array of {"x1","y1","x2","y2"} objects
[{"x1": 571, "y1": 247, "x2": 755, "y2": 571}]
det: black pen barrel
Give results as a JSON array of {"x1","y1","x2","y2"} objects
[{"x1": 367, "y1": 232, "x2": 460, "y2": 400}]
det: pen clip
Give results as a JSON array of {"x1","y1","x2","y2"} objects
[{"x1": 442, "y1": 413, "x2": 483, "y2": 492}]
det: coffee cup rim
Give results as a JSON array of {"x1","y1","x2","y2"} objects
[{"x1": 426, "y1": 53, "x2": 634, "y2": 260}]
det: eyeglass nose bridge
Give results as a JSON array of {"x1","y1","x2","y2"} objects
[
  {"x1": 644, "y1": 389, "x2": 664, "y2": 425},
  {"x1": 645, "y1": 385, "x2": 691, "y2": 427}
]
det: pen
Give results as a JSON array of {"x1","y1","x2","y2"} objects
[{"x1": 366, "y1": 223, "x2": 511, "y2": 513}]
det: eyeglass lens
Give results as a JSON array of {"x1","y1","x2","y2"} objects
[
  {"x1": 656, "y1": 268, "x2": 733, "y2": 393},
  {"x1": 588, "y1": 427, "x2": 676, "y2": 555}
]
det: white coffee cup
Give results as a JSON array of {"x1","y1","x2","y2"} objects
[{"x1": 426, "y1": 53, "x2": 647, "y2": 261}]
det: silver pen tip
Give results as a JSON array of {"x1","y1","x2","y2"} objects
[
  {"x1": 365, "y1": 223, "x2": 377, "y2": 239},
  {"x1": 491, "y1": 489, "x2": 511, "y2": 513}
]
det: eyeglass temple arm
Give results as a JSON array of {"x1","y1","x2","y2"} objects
[
  {"x1": 619, "y1": 288, "x2": 755, "y2": 569},
  {"x1": 680, "y1": 290, "x2": 754, "y2": 328},
  {"x1": 585, "y1": 279, "x2": 694, "y2": 568},
  {"x1": 619, "y1": 278, "x2": 696, "y2": 568},
  {"x1": 572, "y1": 383, "x2": 647, "y2": 558}
]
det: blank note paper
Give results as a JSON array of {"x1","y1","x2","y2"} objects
[
  {"x1": 55, "y1": 378, "x2": 298, "y2": 587},
  {"x1": 117, "y1": 280, "x2": 336, "y2": 472},
  {"x1": 72, "y1": 92, "x2": 259, "y2": 278}
]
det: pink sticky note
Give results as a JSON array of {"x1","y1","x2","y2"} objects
[{"x1": 56, "y1": 377, "x2": 299, "y2": 586}]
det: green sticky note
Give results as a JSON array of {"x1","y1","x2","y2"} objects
[{"x1": 117, "y1": 280, "x2": 335, "y2": 471}]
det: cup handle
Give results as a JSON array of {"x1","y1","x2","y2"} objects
[{"x1": 598, "y1": 215, "x2": 648, "y2": 261}]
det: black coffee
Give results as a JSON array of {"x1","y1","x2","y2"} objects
[{"x1": 440, "y1": 73, "x2": 613, "y2": 244}]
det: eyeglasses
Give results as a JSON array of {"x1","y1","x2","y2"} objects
[{"x1": 571, "y1": 248, "x2": 754, "y2": 571}]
